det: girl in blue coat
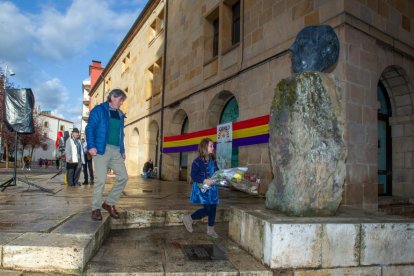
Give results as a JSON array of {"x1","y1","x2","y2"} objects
[{"x1": 183, "y1": 138, "x2": 219, "y2": 238}]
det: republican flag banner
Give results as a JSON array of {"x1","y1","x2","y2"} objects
[{"x1": 163, "y1": 115, "x2": 269, "y2": 153}]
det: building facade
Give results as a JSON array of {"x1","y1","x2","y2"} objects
[
  {"x1": 81, "y1": 78, "x2": 91, "y2": 136},
  {"x1": 89, "y1": 0, "x2": 414, "y2": 209},
  {"x1": 30, "y1": 111, "x2": 74, "y2": 162}
]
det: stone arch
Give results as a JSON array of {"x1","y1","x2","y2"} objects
[
  {"x1": 380, "y1": 65, "x2": 413, "y2": 116},
  {"x1": 378, "y1": 65, "x2": 414, "y2": 198},
  {"x1": 171, "y1": 109, "x2": 188, "y2": 135},
  {"x1": 206, "y1": 90, "x2": 236, "y2": 128},
  {"x1": 131, "y1": 127, "x2": 140, "y2": 146},
  {"x1": 148, "y1": 120, "x2": 160, "y2": 167},
  {"x1": 128, "y1": 127, "x2": 140, "y2": 175}
]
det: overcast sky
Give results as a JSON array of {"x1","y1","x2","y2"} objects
[{"x1": 0, "y1": 0, "x2": 145, "y2": 128}]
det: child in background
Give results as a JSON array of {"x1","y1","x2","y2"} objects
[{"x1": 182, "y1": 138, "x2": 219, "y2": 238}]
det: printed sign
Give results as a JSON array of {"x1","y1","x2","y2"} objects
[{"x1": 216, "y1": 123, "x2": 232, "y2": 169}]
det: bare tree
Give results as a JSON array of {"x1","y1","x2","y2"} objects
[
  {"x1": 0, "y1": 75, "x2": 17, "y2": 168},
  {"x1": 20, "y1": 117, "x2": 47, "y2": 160}
]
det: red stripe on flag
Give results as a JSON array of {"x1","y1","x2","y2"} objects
[
  {"x1": 164, "y1": 127, "x2": 216, "y2": 142},
  {"x1": 233, "y1": 115, "x2": 269, "y2": 130}
]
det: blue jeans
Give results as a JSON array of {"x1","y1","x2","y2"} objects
[{"x1": 191, "y1": 204, "x2": 217, "y2": 226}]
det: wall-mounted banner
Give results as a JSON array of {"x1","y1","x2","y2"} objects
[
  {"x1": 216, "y1": 123, "x2": 232, "y2": 169},
  {"x1": 163, "y1": 115, "x2": 269, "y2": 153}
]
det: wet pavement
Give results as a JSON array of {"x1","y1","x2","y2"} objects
[{"x1": 0, "y1": 167, "x2": 269, "y2": 275}]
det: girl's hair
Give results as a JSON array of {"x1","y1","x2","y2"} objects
[{"x1": 198, "y1": 138, "x2": 215, "y2": 160}]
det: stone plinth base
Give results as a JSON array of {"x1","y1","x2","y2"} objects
[{"x1": 229, "y1": 205, "x2": 414, "y2": 272}]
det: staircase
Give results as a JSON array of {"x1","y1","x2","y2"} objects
[{"x1": 378, "y1": 196, "x2": 414, "y2": 218}]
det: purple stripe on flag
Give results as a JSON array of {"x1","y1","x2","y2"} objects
[
  {"x1": 163, "y1": 144, "x2": 198, "y2": 153},
  {"x1": 233, "y1": 134, "x2": 269, "y2": 147}
]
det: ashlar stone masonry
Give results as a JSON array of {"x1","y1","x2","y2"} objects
[{"x1": 266, "y1": 72, "x2": 346, "y2": 216}]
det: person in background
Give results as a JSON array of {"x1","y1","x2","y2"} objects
[
  {"x1": 65, "y1": 128, "x2": 84, "y2": 186},
  {"x1": 23, "y1": 155, "x2": 31, "y2": 170},
  {"x1": 82, "y1": 137, "x2": 94, "y2": 185},
  {"x1": 142, "y1": 159, "x2": 154, "y2": 178},
  {"x1": 86, "y1": 89, "x2": 128, "y2": 221},
  {"x1": 55, "y1": 131, "x2": 63, "y2": 169},
  {"x1": 182, "y1": 138, "x2": 219, "y2": 238}
]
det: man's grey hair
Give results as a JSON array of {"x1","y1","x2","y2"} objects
[{"x1": 107, "y1": 89, "x2": 127, "y2": 102}]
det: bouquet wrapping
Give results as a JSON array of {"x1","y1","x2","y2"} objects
[{"x1": 199, "y1": 167, "x2": 259, "y2": 195}]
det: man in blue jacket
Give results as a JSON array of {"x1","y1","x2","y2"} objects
[{"x1": 86, "y1": 89, "x2": 128, "y2": 221}]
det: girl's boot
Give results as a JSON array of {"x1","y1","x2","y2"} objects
[{"x1": 207, "y1": 226, "x2": 218, "y2": 238}]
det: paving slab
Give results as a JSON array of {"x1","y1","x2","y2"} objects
[
  {"x1": 2, "y1": 170, "x2": 413, "y2": 275},
  {"x1": 86, "y1": 223, "x2": 271, "y2": 276}
]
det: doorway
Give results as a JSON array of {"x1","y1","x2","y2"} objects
[
  {"x1": 377, "y1": 81, "x2": 392, "y2": 196},
  {"x1": 179, "y1": 117, "x2": 189, "y2": 181}
]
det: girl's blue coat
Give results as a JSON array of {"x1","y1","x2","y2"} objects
[{"x1": 190, "y1": 157, "x2": 219, "y2": 204}]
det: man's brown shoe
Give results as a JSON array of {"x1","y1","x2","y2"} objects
[
  {"x1": 102, "y1": 202, "x2": 120, "y2": 219},
  {"x1": 91, "y1": 209, "x2": 102, "y2": 221}
]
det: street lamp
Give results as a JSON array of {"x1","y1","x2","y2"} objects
[{"x1": 1, "y1": 64, "x2": 16, "y2": 161}]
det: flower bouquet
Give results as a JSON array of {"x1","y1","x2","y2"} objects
[{"x1": 202, "y1": 167, "x2": 259, "y2": 195}]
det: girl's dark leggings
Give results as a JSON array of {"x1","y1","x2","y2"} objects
[{"x1": 191, "y1": 204, "x2": 217, "y2": 226}]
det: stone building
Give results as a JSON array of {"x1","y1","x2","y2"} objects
[
  {"x1": 89, "y1": 0, "x2": 414, "y2": 209},
  {"x1": 30, "y1": 111, "x2": 74, "y2": 162}
]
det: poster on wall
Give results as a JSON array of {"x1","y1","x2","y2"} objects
[{"x1": 216, "y1": 122, "x2": 232, "y2": 170}]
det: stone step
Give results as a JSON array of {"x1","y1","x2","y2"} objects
[
  {"x1": 2, "y1": 211, "x2": 110, "y2": 274},
  {"x1": 378, "y1": 195, "x2": 410, "y2": 205},
  {"x1": 111, "y1": 208, "x2": 228, "y2": 230},
  {"x1": 0, "y1": 208, "x2": 234, "y2": 274},
  {"x1": 85, "y1": 224, "x2": 272, "y2": 276},
  {"x1": 379, "y1": 203, "x2": 414, "y2": 218}
]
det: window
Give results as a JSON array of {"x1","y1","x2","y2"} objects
[
  {"x1": 122, "y1": 52, "x2": 130, "y2": 72},
  {"x1": 43, "y1": 132, "x2": 48, "y2": 138},
  {"x1": 44, "y1": 121, "x2": 49, "y2": 128},
  {"x1": 203, "y1": 7, "x2": 220, "y2": 62},
  {"x1": 105, "y1": 77, "x2": 112, "y2": 93},
  {"x1": 145, "y1": 57, "x2": 163, "y2": 101},
  {"x1": 213, "y1": 18, "x2": 219, "y2": 57},
  {"x1": 149, "y1": 9, "x2": 164, "y2": 42},
  {"x1": 232, "y1": 2, "x2": 240, "y2": 45}
]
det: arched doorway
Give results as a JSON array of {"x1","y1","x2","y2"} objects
[
  {"x1": 130, "y1": 128, "x2": 140, "y2": 175},
  {"x1": 378, "y1": 65, "x2": 414, "y2": 198},
  {"x1": 179, "y1": 116, "x2": 189, "y2": 180},
  {"x1": 148, "y1": 122, "x2": 159, "y2": 168},
  {"x1": 219, "y1": 97, "x2": 239, "y2": 167},
  {"x1": 377, "y1": 81, "x2": 392, "y2": 196}
]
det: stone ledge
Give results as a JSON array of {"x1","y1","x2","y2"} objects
[
  {"x1": 1, "y1": 212, "x2": 111, "y2": 273},
  {"x1": 229, "y1": 206, "x2": 414, "y2": 269},
  {"x1": 2, "y1": 232, "x2": 92, "y2": 273}
]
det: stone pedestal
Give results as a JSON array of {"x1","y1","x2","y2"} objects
[{"x1": 229, "y1": 206, "x2": 414, "y2": 273}]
